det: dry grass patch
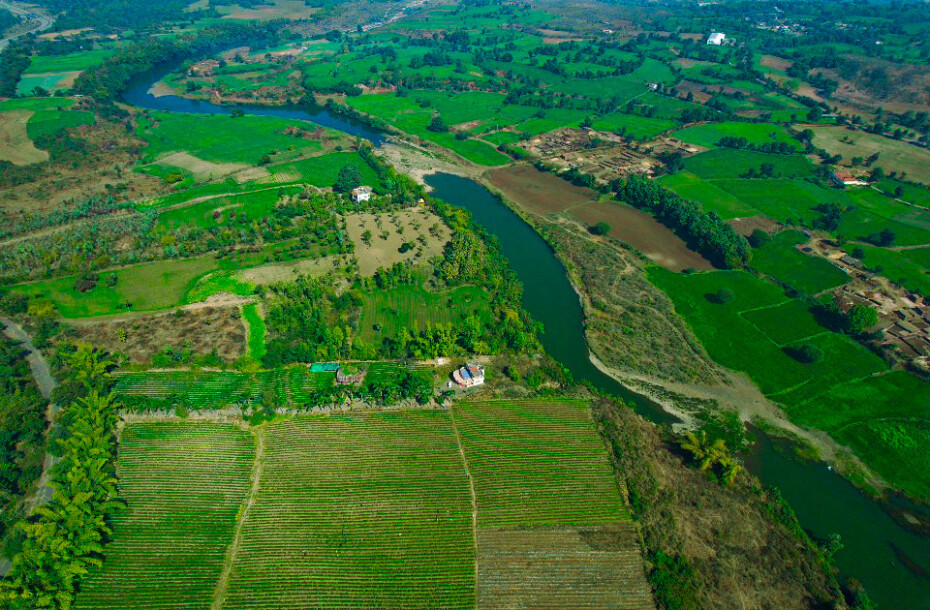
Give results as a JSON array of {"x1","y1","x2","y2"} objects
[
  {"x1": 345, "y1": 207, "x2": 451, "y2": 276},
  {"x1": 810, "y1": 125, "x2": 930, "y2": 186},
  {"x1": 218, "y1": 0, "x2": 319, "y2": 20},
  {"x1": 235, "y1": 256, "x2": 338, "y2": 285},
  {"x1": 155, "y1": 151, "x2": 251, "y2": 182},
  {"x1": 0, "y1": 110, "x2": 48, "y2": 165}
]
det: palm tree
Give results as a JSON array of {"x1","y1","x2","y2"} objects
[{"x1": 679, "y1": 430, "x2": 741, "y2": 485}]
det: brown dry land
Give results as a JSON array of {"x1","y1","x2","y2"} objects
[
  {"x1": 569, "y1": 202, "x2": 714, "y2": 271},
  {"x1": 477, "y1": 526, "x2": 654, "y2": 609},
  {"x1": 218, "y1": 0, "x2": 319, "y2": 21},
  {"x1": 760, "y1": 55, "x2": 792, "y2": 73},
  {"x1": 596, "y1": 398, "x2": 843, "y2": 609},
  {"x1": 345, "y1": 207, "x2": 451, "y2": 276},
  {"x1": 728, "y1": 215, "x2": 783, "y2": 237},
  {"x1": 0, "y1": 110, "x2": 48, "y2": 165},
  {"x1": 809, "y1": 125, "x2": 930, "y2": 185},
  {"x1": 68, "y1": 306, "x2": 245, "y2": 364},
  {"x1": 486, "y1": 163, "x2": 596, "y2": 214}
]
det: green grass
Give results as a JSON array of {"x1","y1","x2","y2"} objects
[
  {"x1": 74, "y1": 422, "x2": 253, "y2": 609},
  {"x1": 752, "y1": 230, "x2": 850, "y2": 294},
  {"x1": 359, "y1": 284, "x2": 491, "y2": 342},
  {"x1": 590, "y1": 112, "x2": 676, "y2": 140},
  {"x1": 845, "y1": 245, "x2": 930, "y2": 297},
  {"x1": 138, "y1": 112, "x2": 328, "y2": 165},
  {"x1": 454, "y1": 399, "x2": 627, "y2": 527},
  {"x1": 876, "y1": 178, "x2": 930, "y2": 208},
  {"x1": 154, "y1": 187, "x2": 300, "y2": 230},
  {"x1": 682, "y1": 149, "x2": 816, "y2": 180},
  {"x1": 26, "y1": 49, "x2": 115, "y2": 74},
  {"x1": 673, "y1": 122, "x2": 800, "y2": 150},
  {"x1": 0, "y1": 97, "x2": 74, "y2": 112},
  {"x1": 26, "y1": 109, "x2": 95, "y2": 139},
  {"x1": 741, "y1": 300, "x2": 827, "y2": 345},
  {"x1": 711, "y1": 178, "x2": 826, "y2": 224},
  {"x1": 268, "y1": 152, "x2": 380, "y2": 187},
  {"x1": 224, "y1": 413, "x2": 475, "y2": 608},
  {"x1": 11, "y1": 257, "x2": 219, "y2": 317},
  {"x1": 658, "y1": 172, "x2": 757, "y2": 219},
  {"x1": 242, "y1": 303, "x2": 266, "y2": 360},
  {"x1": 835, "y1": 419, "x2": 930, "y2": 500}
]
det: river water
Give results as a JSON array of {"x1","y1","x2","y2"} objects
[{"x1": 124, "y1": 59, "x2": 930, "y2": 607}]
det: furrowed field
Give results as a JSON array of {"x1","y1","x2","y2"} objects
[
  {"x1": 75, "y1": 423, "x2": 253, "y2": 609},
  {"x1": 71, "y1": 400, "x2": 652, "y2": 607}
]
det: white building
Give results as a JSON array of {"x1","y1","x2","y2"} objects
[
  {"x1": 707, "y1": 32, "x2": 726, "y2": 45},
  {"x1": 351, "y1": 186, "x2": 372, "y2": 203},
  {"x1": 452, "y1": 363, "x2": 485, "y2": 388}
]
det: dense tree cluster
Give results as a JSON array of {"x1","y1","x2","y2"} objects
[{"x1": 612, "y1": 174, "x2": 751, "y2": 269}]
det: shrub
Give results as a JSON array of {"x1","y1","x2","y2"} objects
[
  {"x1": 710, "y1": 288, "x2": 735, "y2": 304},
  {"x1": 590, "y1": 221, "x2": 611, "y2": 236},
  {"x1": 748, "y1": 229, "x2": 772, "y2": 248},
  {"x1": 786, "y1": 343, "x2": 824, "y2": 363}
]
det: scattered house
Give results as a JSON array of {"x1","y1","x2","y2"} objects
[
  {"x1": 452, "y1": 363, "x2": 485, "y2": 388},
  {"x1": 351, "y1": 186, "x2": 372, "y2": 203},
  {"x1": 707, "y1": 32, "x2": 726, "y2": 45},
  {"x1": 832, "y1": 171, "x2": 868, "y2": 187},
  {"x1": 839, "y1": 255, "x2": 864, "y2": 269}
]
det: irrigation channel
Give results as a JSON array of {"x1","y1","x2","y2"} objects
[{"x1": 126, "y1": 60, "x2": 930, "y2": 607}]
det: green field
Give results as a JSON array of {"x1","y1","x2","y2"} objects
[
  {"x1": 115, "y1": 368, "x2": 336, "y2": 407},
  {"x1": 25, "y1": 108, "x2": 95, "y2": 139},
  {"x1": 751, "y1": 230, "x2": 850, "y2": 294},
  {"x1": 590, "y1": 112, "x2": 676, "y2": 140},
  {"x1": 359, "y1": 284, "x2": 491, "y2": 342},
  {"x1": 75, "y1": 422, "x2": 253, "y2": 609},
  {"x1": 658, "y1": 172, "x2": 757, "y2": 219},
  {"x1": 673, "y1": 122, "x2": 800, "y2": 150},
  {"x1": 224, "y1": 413, "x2": 475, "y2": 608},
  {"x1": 741, "y1": 299, "x2": 827, "y2": 345},
  {"x1": 846, "y1": 245, "x2": 930, "y2": 297},
  {"x1": 26, "y1": 49, "x2": 115, "y2": 74},
  {"x1": 681, "y1": 148, "x2": 816, "y2": 180},
  {"x1": 73, "y1": 399, "x2": 644, "y2": 606},
  {"x1": 242, "y1": 303, "x2": 266, "y2": 360}
]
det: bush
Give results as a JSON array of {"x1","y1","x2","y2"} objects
[
  {"x1": 427, "y1": 114, "x2": 448, "y2": 133},
  {"x1": 709, "y1": 288, "x2": 735, "y2": 304},
  {"x1": 786, "y1": 343, "x2": 824, "y2": 363},
  {"x1": 748, "y1": 229, "x2": 772, "y2": 248},
  {"x1": 590, "y1": 221, "x2": 611, "y2": 235}
]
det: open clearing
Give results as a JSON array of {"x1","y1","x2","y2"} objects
[
  {"x1": 486, "y1": 163, "x2": 597, "y2": 214},
  {"x1": 809, "y1": 125, "x2": 930, "y2": 186},
  {"x1": 74, "y1": 401, "x2": 654, "y2": 607},
  {"x1": 235, "y1": 256, "x2": 338, "y2": 285},
  {"x1": 570, "y1": 201, "x2": 714, "y2": 271},
  {"x1": 218, "y1": 0, "x2": 319, "y2": 21},
  {"x1": 345, "y1": 207, "x2": 451, "y2": 276},
  {"x1": 153, "y1": 151, "x2": 251, "y2": 182},
  {"x1": 0, "y1": 110, "x2": 48, "y2": 165}
]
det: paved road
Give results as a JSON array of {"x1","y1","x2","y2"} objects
[{"x1": 0, "y1": 0, "x2": 54, "y2": 55}]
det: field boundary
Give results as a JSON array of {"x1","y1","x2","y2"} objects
[{"x1": 211, "y1": 426, "x2": 264, "y2": 610}]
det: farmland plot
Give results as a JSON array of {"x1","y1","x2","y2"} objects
[
  {"x1": 222, "y1": 413, "x2": 475, "y2": 608},
  {"x1": 453, "y1": 399, "x2": 654, "y2": 609},
  {"x1": 75, "y1": 423, "x2": 253, "y2": 610}
]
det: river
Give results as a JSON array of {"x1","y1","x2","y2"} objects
[{"x1": 124, "y1": 60, "x2": 930, "y2": 607}]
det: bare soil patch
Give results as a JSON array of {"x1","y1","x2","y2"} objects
[
  {"x1": 727, "y1": 215, "x2": 783, "y2": 237},
  {"x1": 570, "y1": 202, "x2": 713, "y2": 271},
  {"x1": 345, "y1": 207, "x2": 451, "y2": 276},
  {"x1": 218, "y1": 0, "x2": 319, "y2": 21},
  {"x1": 0, "y1": 110, "x2": 47, "y2": 165},
  {"x1": 476, "y1": 525, "x2": 654, "y2": 609},
  {"x1": 486, "y1": 163, "x2": 597, "y2": 214},
  {"x1": 68, "y1": 306, "x2": 245, "y2": 364},
  {"x1": 760, "y1": 55, "x2": 792, "y2": 73}
]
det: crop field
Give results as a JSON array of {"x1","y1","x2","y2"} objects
[
  {"x1": 486, "y1": 163, "x2": 597, "y2": 214},
  {"x1": 786, "y1": 371, "x2": 930, "y2": 499},
  {"x1": 454, "y1": 399, "x2": 653, "y2": 608},
  {"x1": 267, "y1": 151, "x2": 379, "y2": 187},
  {"x1": 26, "y1": 107, "x2": 95, "y2": 139},
  {"x1": 590, "y1": 112, "x2": 676, "y2": 140},
  {"x1": 647, "y1": 268, "x2": 886, "y2": 397},
  {"x1": 876, "y1": 178, "x2": 930, "y2": 208},
  {"x1": 741, "y1": 299, "x2": 827, "y2": 345},
  {"x1": 751, "y1": 230, "x2": 850, "y2": 294},
  {"x1": 359, "y1": 284, "x2": 491, "y2": 341},
  {"x1": 26, "y1": 48, "x2": 115, "y2": 74},
  {"x1": 847, "y1": 245, "x2": 930, "y2": 297},
  {"x1": 223, "y1": 413, "x2": 475, "y2": 608},
  {"x1": 681, "y1": 149, "x2": 816, "y2": 180},
  {"x1": 809, "y1": 126, "x2": 930, "y2": 186},
  {"x1": 658, "y1": 172, "x2": 757, "y2": 219},
  {"x1": 16, "y1": 72, "x2": 81, "y2": 95},
  {"x1": 75, "y1": 422, "x2": 253, "y2": 609},
  {"x1": 673, "y1": 122, "x2": 800, "y2": 150},
  {"x1": 711, "y1": 178, "x2": 827, "y2": 224},
  {"x1": 115, "y1": 368, "x2": 335, "y2": 407},
  {"x1": 155, "y1": 187, "x2": 301, "y2": 230}
]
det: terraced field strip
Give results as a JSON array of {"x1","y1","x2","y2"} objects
[
  {"x1": 115, "y1": 368, "x2": 334, "y2": 407},
  {"x1": 452, "y1": 399, "x2": 654, "y2": 609},
  {"x1": 75, "y1": 422, "x2": 254, "y2": 609},
  {"x1": 222, "y1": 412, "x2": 475, "y2": 608}
]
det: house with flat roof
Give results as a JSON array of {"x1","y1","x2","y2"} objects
[
  {"x1": 351, "y1": 186, "x2": 372, "y2": 203},
  {"x1": 707, "y1": 32, "x2": 726, "y2": 45}
]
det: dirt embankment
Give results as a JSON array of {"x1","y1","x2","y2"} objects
[{"x1": 595, "y1": 397, "x2": 845, "y2": 609}]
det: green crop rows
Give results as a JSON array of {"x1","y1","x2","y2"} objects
[{"x1": 75, "y1": 423, "x2": 253, "y2": 609}]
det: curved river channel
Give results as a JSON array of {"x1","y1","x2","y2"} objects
[{"x1": 125, "y1": 60, "x2": 930, "y2": 608}]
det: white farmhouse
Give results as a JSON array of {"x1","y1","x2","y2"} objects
[
  {"x1": 351, "y1": 186, "x2": 372, "y2": 203},
  {"x1": 707, "y1": 32, "x2": 726, "y2": 45}
]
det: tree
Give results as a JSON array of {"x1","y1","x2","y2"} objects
[
  {"x1": 427, "y1": 114, "x2": 448, "y2": 133},
  {"x1": 786, "y1": 343, "x2": 824, "y2": 363},
  {"x1": 590, "y1": 221, "x2": 611, "y2": 235},
  {"x1": 712, "y1": 288, "x2": 735, "y2": 304},
  {"x1": 333, "y1": 165, "x2": 362, "y2": 193},
  {"x1": 748, "y1": 229, "x2": 771, "y2": 248},
  {"x1": 847, "y1": 304, "x2": 877, "y2": 335}
]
